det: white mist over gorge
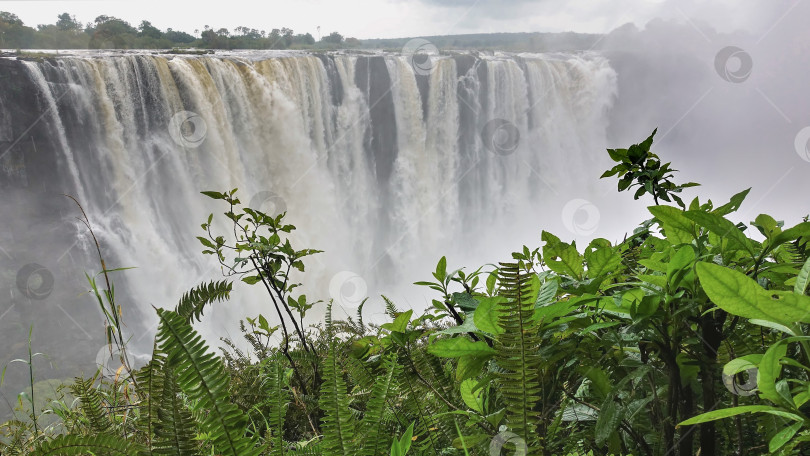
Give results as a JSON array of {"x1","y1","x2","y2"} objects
[{"x1": 1, "y1": 0, "x2": 809, "y2": 424}]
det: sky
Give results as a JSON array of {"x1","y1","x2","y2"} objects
[{"x1": 0, "y1": 0, "x2": 794, "y2": 39}]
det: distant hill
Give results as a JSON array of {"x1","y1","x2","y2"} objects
[{"x1": 358, "y1": 31, "x2": 603, "y2": 52}]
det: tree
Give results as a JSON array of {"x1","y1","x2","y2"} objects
[
  {"x1": 165, "y1": 28, "x2": 196, "y2": 44},
  {"x1": 281, "y1": 27, "x2": 293, "y2": 47},
  {"x1": 56, "y1": 13, "x2": 81, "y2": 32},
  {"x1": 138, "y1": 20, "x2": 162, "y2": 39},
  {"x1": 89, "y1": 16, "x2": 137, "y2": 49},
  {"x1": 321, "y1": 31, "x2": 343, "y2": 44},
  {"x1": 0, "y1": 11, "x2": 23, "y2": 26},
  {"x1": 293, "y1": 33, "x2": 315, "y2": 46}
]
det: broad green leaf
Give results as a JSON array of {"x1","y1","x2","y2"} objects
[
  {"x1": 437, "y1": 314, "x2": 479, "y2": 336},
  {"x1": 678, "y1": 405, "x2": 801, "y2": 426},
  {"x1": 795, "y1": 257, "x2": 810, "y2": 295},
  {"x1": 684, "y1": 210, "x2": 755, "y2": 256},
  {"x1": 749, "y1": 319, "x2": 796, "y2": 336},
  {"x1": 594, "y1": 399, "x2": 621, "y2": 446},
  {"x1": 771, "y1": 222, "x2": 810, "y2": 251},
  {"x1": 666, "y1": 245, "x2": 695, "y2": 288},
  {"x1": 582, "y1": 367, "x2": 612, "y2": 399},
  {"x1": 533, "y1": 300, "x2": 575, "y2": 324},
  {"x1": 648, "y1": 205, "x2": 695, "y2": 245},
  {"x1": 433, "y1": 256, "x2": 447, "y2": 282},
  {"x1": 639, "y1": 274, "x2": 667, "y2": 289},
  {"x1": 585, "y1": 246, "x2": 623, "y2": 277},
  {"x1": 723, "y1": 355, "x2": 763, "y2": 376},
  {"x1": 459, "y1": 379, "x2": 485, "y2": 413},
  {"x1": 638, "y1": 258, "x2": 667, "y2": 273},
  {"x1": 712, "y1": 188, "x2": 751, "y2": 216},
  {"x1": 753, "y1": 214, "x2": 782, "y2": 240},
  {"x1": 473, "y1": 297, "x2": 505, "y2": 335},
  {"x1": 242, "y1": 276, "x2": 262, "y2": 285},
  {"x1": 696, "y1": 262, "x2": 810, "y2": 325},
  {"x1": 427, "y1": 337, "x2": 496, "y2": 358},
  {"x1": 453, "y1": 292, "x2": 479, "y2": 311},
  {"x1": 769, "y1": 422, "x2": 803, "y2": 453},
  {"x1": 535, "y1": 279, "x2": 558, "y2": 308},
  {"x1": 456, "y1": 355, "x2": 489, "y2": 382},
  {"x1": 383, "y1": 310, "x2": 412, "y2": 333},
  {"x1": 758, "y1": 341, "x2": 791, "y2": 408},
  {"x1": 542, "y1": 231, "x2": 584, "y2": 279},
  {"x1": 620, "y1": 288, "x2": 645, "y2": 309}
]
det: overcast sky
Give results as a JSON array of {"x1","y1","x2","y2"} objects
[{"x1": 0, "y1": 0, "x2": 796, "y2": 39}]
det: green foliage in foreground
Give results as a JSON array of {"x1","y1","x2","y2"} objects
[{"x1": 3, "y1": 130, "x2": 810, "y2": 455}]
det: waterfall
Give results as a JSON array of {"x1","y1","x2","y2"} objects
[{"x1": 0, "y1": 50, "x2": 616, "y2": 348}]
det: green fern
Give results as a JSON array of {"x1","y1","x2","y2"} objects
[
  {"x1": 264, "y1": 356, "x2": 290, "y2": 456},
  {"x1": 319, "y1": 303, "x2": 357, "y2": 456},
  {"x1": 69, "y1": 377, "x2": 108, "y2": 434},
  {"x1": 358, "y1": 353, "x2": 401, "y2": 456},
  {"x1": 382, "y1": 296, "x2": 399, "y2": 319},
  {"x1": 134, "y1": 352, "x2": 165, "y2": 452},
  {"x1": 155, "y1": 308, "x2": 259, "y2": 456},
  {"x1": 496, "y1": 262, "x2": 543, "y2": 454},
  {"x1": 175, "y1": 280, "x2": 233, "y2": 323},
  {"x1": 153, "y1": 365, "x2": 200, "y2": 455},
  {"x1": 32, "y1": 434, "x2": 144, "y2": 455}
]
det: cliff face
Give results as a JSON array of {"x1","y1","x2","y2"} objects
[{"x1": 0, "y1": 58, "x2": 65, "y2": 191}]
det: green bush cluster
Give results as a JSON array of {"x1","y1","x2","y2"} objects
[{"x1": 2, "y1": 131, "x2": 810, "y2": 455}]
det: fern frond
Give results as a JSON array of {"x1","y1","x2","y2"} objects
[
  {"x1": 382, "y1": 296, "x2": 398, "y2": 319},
  {"x1": 263, "y1": 356, "x2": 290, "y2": 456},
  {"x1": 155, "y1": 308, "x2": 259, "y2": 456},
  {"x1": 319, "y1": 303, "x2": 357, "y2": 455},
  {"x1": 496, "y1": 262, "x2": 543, "y2": 454},
  {"x1": 134, "y1": 352, "x2": 165, "y2": 451},
  {"x1": 69, "y1": 377, "x2": 108, "y2": 434},
  {"x1": 175, "y1": 280, "x2": 232, "y2": 323},
  {"x1": 32, "y1": 434, "x2": 144, "y2": 455},
  {"x1": 358, "y1": 353, "x2": 400, "y2": 456},
  {"x1": 153, "y1": 365, "x2": 200, "y2": 455}
]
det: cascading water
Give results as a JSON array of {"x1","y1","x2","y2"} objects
[{"x1": 0, "y1": 51, "x2": 616, "y2": 398}]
